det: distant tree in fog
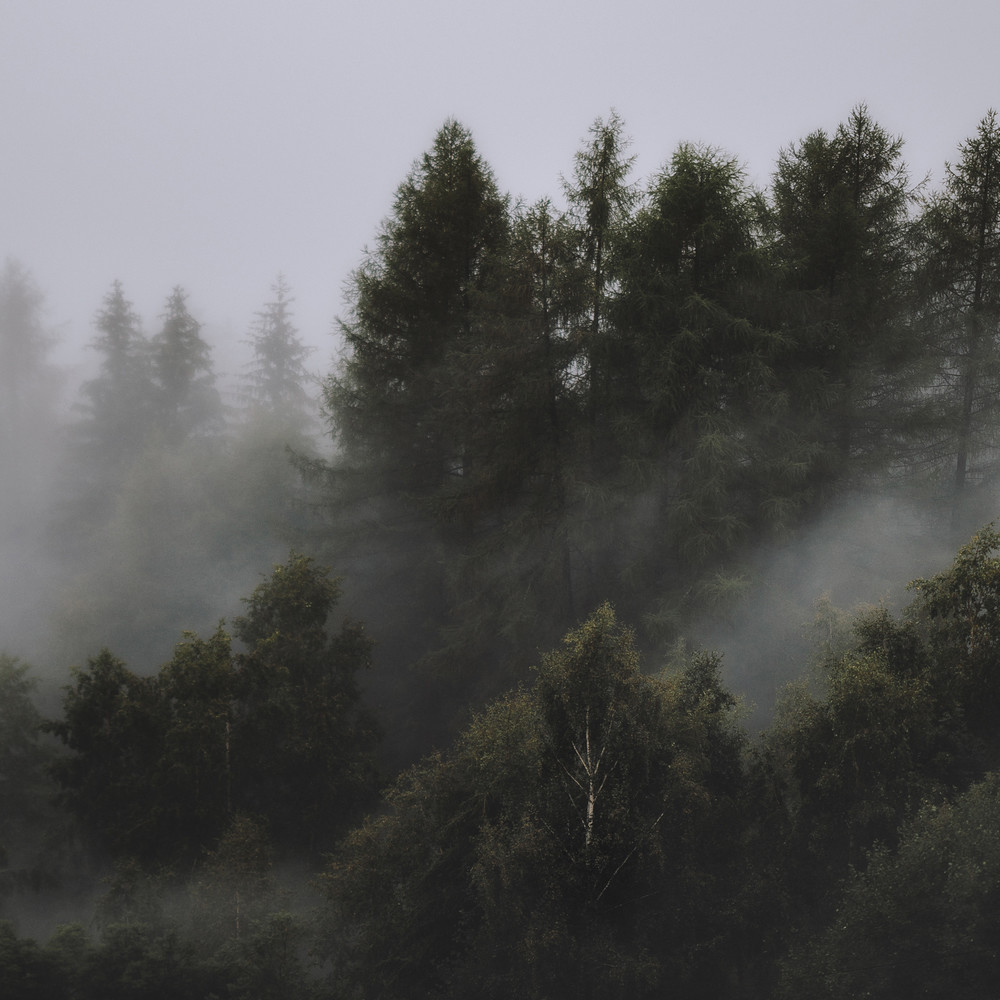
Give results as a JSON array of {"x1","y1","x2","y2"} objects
[
  {"x1": 152, "y1": 287, "x2": 221, "y2": 440},
  {"x1": 0, "y1": 655, "x2": 55, "y2": 901},
  {"x1": 79, "y1": 280, "x2": 155, "y2": 471},
  {"x1": 241, "y1": 274, "x2": 313, "y2": 421},
  {"x1": 0, "y1": 259, "x2": 52, "y2": 427},
  {"x1": 0, "y1": 258, "x2": 59, "y2": 515}
]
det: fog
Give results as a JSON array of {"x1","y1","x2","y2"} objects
[{"x1": 2, "y1": 0, "x2": 996, "y2": 697}]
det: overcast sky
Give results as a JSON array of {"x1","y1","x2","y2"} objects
[{"x1": 3, "y1": 0, "x2": 998, "y2": 382}]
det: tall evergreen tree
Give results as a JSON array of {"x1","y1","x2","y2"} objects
[
  {"x1": 611, "y1": 143, "x2": 798, "y2": 631},
  {"x1": 768, "y1": 105, "x2": 917, "y2": 498},
  {"x1": 915, "y1": 110, "x2": 1000, "y2": 526},
  {"x1": 319, "y1": 120, "x2": 512, "y2": 743},
  {"x1": 326, "y1": 118, "x2": 510, "y2": 495},
  {"x1": 561, "y1": 110, "x2": 638, "y2": 442}
]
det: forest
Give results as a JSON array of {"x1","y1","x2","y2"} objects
[{"x1": 4, "y1": 103, "x2": 1000, "y2": 997}]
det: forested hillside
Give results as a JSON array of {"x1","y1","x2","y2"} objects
[{"x1": 4, "y1": 105, "x2": 1000, "y2": 997}]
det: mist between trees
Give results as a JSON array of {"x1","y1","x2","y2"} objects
[{"x1": 4, "y1": 104, "x2": 1000, "y2": 997}]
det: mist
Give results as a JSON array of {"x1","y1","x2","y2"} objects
[{"x1": 5, "y1": 73, "x2": 1000, "y2": 993}]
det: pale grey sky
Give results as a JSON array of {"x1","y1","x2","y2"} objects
[{"x1": 3, "y1": 0, "x2": 998, "y2": 381}]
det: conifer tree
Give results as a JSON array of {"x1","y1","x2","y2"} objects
[
  {"x1": 0, "y1": 258, "x2": 59, "y2": 517},
  {"x1": 612, "y1": 143, "x2": 796, "y2": 630},
  {"x1": 151, "y1": 287, "x2": 221, "y2": 441},
  {"x1": 915, "y1": 110, "x2": 1000, "y2": 525},
  {"x1": 768, "y1": 105, "x2": 917, "y2": 498},
  {"x1": 561, "y1": 110, "x2": 638, "y2": 442},
  {"x1": 79, "y1": 280, "x2": 154, "y2": 473},
  {"x1": 319, "y1": 120, "x2": 513, "y2": 735},
  {"x1": 326, "y1": 118, "x2": 509, "y2": 496},
  {"x1": 241, "y1": 274, "x2": 313, "y2": 422}
]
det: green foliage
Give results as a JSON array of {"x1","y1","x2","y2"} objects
[
  {"x1": 778, "y1": 771, "x2": 1000, "y2": 1000},
  {"x1": 45, "y1": 650, "x2": 169, "y2": 862},
  {"x1": 914, "y1": 110, "x2": 1000, "y2": 506},
  {"x1": 327, "y1": 118, "x2": 510, "y2": 492},
  {"x1": 0, "y1": 656, "x2": 53, "y2": 890},
  {"x1": 615, "y1": 142, "x2": 807, "y2": 613},
  {"x1": 31, "y1": 107, "x2": 1000, "y2": 998},
  {"x1": 47, "y1": 554, "x2": 380, "y2": 865},
  {"x1": 157, "y1": 626, "x2": 237, "y2": 855},
  {"x1": 234, "y1": 553, "x2": 380, "y2": 852},
  {"x1": 909, "y1": 523, "x2": 1000, "y2": 733},
  {"x1": 190, "y1": 813, "x2": 274, "y2": 950},
  {"x1": 95, "y1": 858, "x2": 171, "y2": 931},
  {"x1": 0, "y1": 920, "x2": 54, "y2": 1000},
  {"x1": 322, "y1": 605, "x2": 748, "y2": 999},
  {"x1": 752, "y1": 524, "x2": 1000, "y2": 953},
  {"x1": 768, "y1": 105, "x2": 918, "y2": 494},
  {"x1": 216, "y1": 910, "x2": 317, "y2": 1000}
]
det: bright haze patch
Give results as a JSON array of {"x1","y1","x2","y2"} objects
[{"x1": 2, "y1": 0, "x2": 998, "y2": 369}]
